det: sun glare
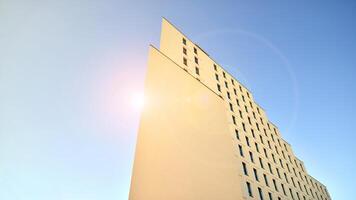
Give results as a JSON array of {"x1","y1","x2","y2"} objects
[{"x1": 131, "y1": 92, "x2": 145, "y2": 111}]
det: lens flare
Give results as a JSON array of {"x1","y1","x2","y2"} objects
[{"x1": 130, "y1": 92, "x2": 145, "y2": 111}]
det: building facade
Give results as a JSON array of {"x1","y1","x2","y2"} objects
[{"x1": 129, "y1": 18, "x2": 331, "y2": 200}]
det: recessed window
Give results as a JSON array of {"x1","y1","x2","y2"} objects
[
  {"x1": 229, "y1": 103, "x2": 234, "y2": 112},
  {"x1": 194, "y1": 47, "x2": 197, "y2": 54},
  {"x1": 232, "y1": 115, "x2": 236, "y2": 125},
  {"x1": 264, "y1": 174, "x2": 269, "y2": 186},
  {"x1": 253, "y1": 168, "x2": 259, "y2": 181},
  {"x1": 235, "y1": 129, "x2": 240, "y2": 140},
  {"x1": 214, "y1": 64, "x2": 217, "y2": 71},
  {"x1": 223, "y1": 71, "x2": 226, "y2": 78},
  {"x1": 231, "y1": 78, "x2": 235, "y2": 85},
  {"x1": 217, "y1": 84, "x2": 221, "y2": 92},
  {"x1": 215, "y1": 73, "x2": 219, "y2": 81},
  {"x1": 182, "y1": 38, "x2": 186, "y2": 45},
  {"x1": 245, "y1": 136, "x2": 250, "y2": 147},
  {"x1": 242, "y1": 162, "x2": 248, "y2": 175},
  {"x1": 239, "y1": 145, "x2": 244, "y2": 157},
  {"x1": 225, "y1": 81, "x2": 228, "y2": 88},
  {"x1": 183, "y1": 57, "x2": 187, "y2": 66},
  {"x1": 273, "y1": 179, "x2": 278, "y2": 191},
  {"x1": 195, "y1": 67, "x2": 199, "y2": 75},
  {"x1": 258, "y1": 187, "x2": 264, "y2": 200},
  {"x1": 249, "y1": 151, "x2": 254, "y2": 163},
  {"x1": 259, "y1": 157, "x2": 264, "y2": 169},
  {"x1": 194, "y1": 57, "x2": 199, "y2": 64},
  {"x1": 183, "y1": 47, "x2": 187, "y2": 55},
  {"x1": 246, "y1": 182, "x2": 253, "y2": 197}
]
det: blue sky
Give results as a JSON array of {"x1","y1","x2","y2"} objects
[{"x1": 1, "y1": 0, "x2": 355, "y2": 199}]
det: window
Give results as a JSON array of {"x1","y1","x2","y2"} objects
[
  {"x1": 236, "y1": 99, "x2": 240, "y2": 106},
  {"x1": 258, "y1": 187, "x2": 264, "y2": 200},
  {"x1": 268, "y1": 163, "x2": 273, "y2": 174},
  {"x1": 235, "y1": 129, "x2": 240, "y2": 140},
  {"x1": 215, "y1": 73, "x2": 219, "y2": 81},
  {"x1": 255, "y1": 142, "x2": 259, "y2": 152},
  {"x1": 239, "y1": 145, "x2": 244, "y2": 157},
  {"x1": 183, "y1": 57, "x2": 187, "y2": 66},
  {"x1": 253, "y1": 168, "x2": 259, "y2": 181},
  {"x1": 273, "y1": 179, "x2": 278, "y2": 191},
  {"x1": 242, "y1": 122, "x2": 246, "y2": 132},
  {"x1": 225, "y1": 81, "x2": 228, "y2": 88},
  {"x1": 194, "y1": 47, "x2": 197, "y2": 54},
  {"x1": 194, "y1": 56, "x2": 198, "y2": 64},
  {"x1": 234, "y1": 88, "x2": 237, "y2": 95},
  {"x1": 245, "y1": 136, "x2": 250, "y2": 147},
  {"x1": 259, "y1": 157, "x2": 264, "y2": 169},
  {"x1": 214, "y1": 64, "x2": 217, "y2": 71},
  {"x1": 195, "y1": 67, "x2": 199, "y2": 75},
  {"x1": 183, "y1": 47, "x2": 187, "y2": 55},
  {"x1": 217, "y1": 84, "x2": 221, "y2": 92},
  {"x1": 246, "y1": 182, "x2": 253, "y2": 197},
  {"x1": 242, "y1": 162, "x2": 248, "y2": 175},
  {"x1": 182, "y1": 38, "x2": 186, "y2": 45},
  {"x1": 268, "y1": 192, "x2": 273, "y2": 200},
  {"x1": 232, "y1": 115, "x2": 236, "y2": 125},
  {"x1": 231, "y1": 78, "x2": 235, "y2": 85},
  {"x1": 239, "y1": 110, "x2": 243, "y2": 118},
  {"x1": 281, "y1": 183, "x2": 286, "y2": 195},
  {"x1": 289, "y1": 188, "x2": 295, "y2": 200},
  {"x1": 229, "y1": 103, "x2": 234, "y2": 112},
  {"x1": 223, "y1": 71, "x2": 226, "y2": 78},
  {"x1": 263, "y1": 174, "x2": 269, "y2": 186},
  {"x1": 227, "y1": 91, "x2": 231, "y2": 99},
  {"x1": 249, "y1": 151, "x2": 254, "y2": 163}
]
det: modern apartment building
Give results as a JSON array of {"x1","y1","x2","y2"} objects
[{"x1": 129, "y1": 18, "x2": 331, "y2": 200}]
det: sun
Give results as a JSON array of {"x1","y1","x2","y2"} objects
[{"x1": 130, "y1": 92, "x2": 145, "y2": 111}]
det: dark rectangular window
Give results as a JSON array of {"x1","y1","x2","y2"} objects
[
  {"x1": 232, "y1": 115, "x2": 236, "y2": 125},
  {"x1": 239, "y1": 145, "x2": 244, "y2": 157},
  {"x1": 182, "y1": 38, "x2": 186, "y2": 45},
  {"x1": 194, "y1": 47, "x2": 197, "y2": 54},
  {"x1": 229, "y1": 103, "x2": 234, "y2": 112},
  {"x1": 195, "y1": 67, "x2": 199, "y2": 75},
  {"x1": 194, "y1": 57, "x2": 198, "y2": 64},
  {"x1": 217, "y1": 84, "x2": 221, "y2": 92},
  {"x1": 183, "y1": 47, "x2": 187, "y2": 55},
  {"x1": 245, "y1": 136, "x2": 250, "y2": 147},
  {"x1": 258, "y1": 187, "x2": 264, "y2": 200},
  {"x1": 263, "y1": 174, "x2": 269, "y2": 186},
  {"x1": 254, "y1": 168, "x2": 259, "y2": 181},
  {"x1": 214, "y1": 64, "x2": 217, "y2": 71},
  {"x1": 215, "y1": 73, "x2": 219, "y2": 81},
  {"x1": 235, "y1": 129, "x2": 240, "y2": 140},
  {"x1": 242, "y1": 162, "x2": 248, "y2": 175},
  {"x1": 223, "y1": 71, "x2": 226, "y2": 78},
  {"x1": 183, "y1": 57, "x2": 187, "y2": 66},
  {"x1": 268, "y1": 192, "x2": 273, "y2": 200},
  {"x1": 231, "y1": 78, "x2": 235, "y2": 85},
  {"x1": 246, "y1": 182, "x2": 253, "y2": 197},
  {"x1": 242, "y1": 122, "x2": 246, "y2": 132},
  {"x1": 273, "y1": 179, "x2": 278, "y2": 191},
  {"x1": 259, "y1": 157, "x2": 264, "y2": 169},
  {"x1": 249, "y1": 151, "x2": 254, "y2": 163}
]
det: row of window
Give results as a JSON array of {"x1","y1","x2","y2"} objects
[{"x1": 181, "y1": 36, "x2": 328, "y2": 198}]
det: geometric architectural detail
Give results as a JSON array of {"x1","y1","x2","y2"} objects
[{"x1": 129, "y1": 18, "x2": 331, "y2": 200}]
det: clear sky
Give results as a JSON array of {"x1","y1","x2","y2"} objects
[{"x1": 1, "y1": 0, "x2": 355, "y2": 199}]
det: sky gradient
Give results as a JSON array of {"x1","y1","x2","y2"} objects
[{"x1": 1, "y1": 0, "x2": 355, "y2": 199}]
